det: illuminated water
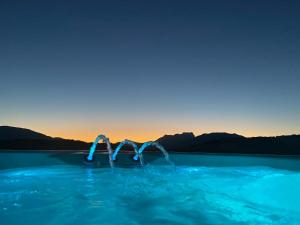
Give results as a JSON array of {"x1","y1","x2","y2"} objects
[{"x1": 1, "y1": 152, "x2": 300, "y2": 225}]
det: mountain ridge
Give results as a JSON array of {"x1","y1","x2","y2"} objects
[{"x1": 1, "y1": 126, "x2": 300, "y2": 154}]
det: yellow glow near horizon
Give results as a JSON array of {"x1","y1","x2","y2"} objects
[
  {"x1": 2, "y1": 116, "x2": 300, "y2": 143},
  {"x1": 24, "y1": 127, "x2": 300, "y2": 143}
]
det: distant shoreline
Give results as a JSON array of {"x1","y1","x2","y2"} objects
[{"x1": 1, "y1": 149, "x2": 300, "y2": 158}]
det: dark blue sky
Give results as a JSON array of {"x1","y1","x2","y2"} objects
[{"x1": 1, "y1": 0, "x2": 300, "y2": 141}]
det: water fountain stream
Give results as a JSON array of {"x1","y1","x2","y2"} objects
[
  {"x1": 133, "y1": 141, "x2": 174, "y2": 166},
  {"x1": 112, "y1": 139, "x2": 144, "y2": 166},
  {"x1": 86, "y1": 135, "x2": 174, "y2": 167},
  {"x1": 86, "y1": 135, "x2": 114, "y2": 168}
]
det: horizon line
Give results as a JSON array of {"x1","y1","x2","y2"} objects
[{"x1": 1, "y1": 125, "x2": 300, "y2": 143}]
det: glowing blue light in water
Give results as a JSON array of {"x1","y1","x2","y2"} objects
[
  {"x1": 133, "y1": 141, "x2": 174, "y2": 166},
  {"x1": 87, "y1": 134, "x2": 114, "y2": 168}
]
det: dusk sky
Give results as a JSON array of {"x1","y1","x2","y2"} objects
[{"x1": 1, "y1": 0, "x2": 300, "y2": 142}]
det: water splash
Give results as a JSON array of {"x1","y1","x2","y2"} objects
[
  {"x1": 112, "y1": 140, "x2": 144, "y2": 166},
  {"x1": 86, "y1": 135, "x2": 114, "y2": 168},
  {"x1": 133, "y1": 141, "x2": 174, "y2": 166},
  {"x1": 86, "y1": 135, "x2": 173, "y2": 168}
]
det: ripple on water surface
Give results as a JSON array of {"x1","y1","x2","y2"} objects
[{"x1": 0, "y1": 165, "x2": 300, "y2": 225}]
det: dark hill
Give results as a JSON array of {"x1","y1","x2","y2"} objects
[
  {"x1": 0, "y1": 126, "x2": 51, "y2": 141},
  {"x1": 156, "y1": 132, "x2": 300, "y2": 155},
  {"x1": 0, "y1": 126, "x2": 94, "y2": 150},
  {"x1": 0, "y1": 126, "x2": 135, "y2": 151},
  {"x1": 156, "y1": 132, "x2": 195, "y2": 150},
  {"x1": 1, "y1": 126, "x2": 300, "y2": 155},
  {"x1": 156, "y1": 132, "x2": 245, "y2": 150},
  {"x1": 188, "y1": 135, "x2": 300, "y2": 155},
  {"x1": 195, "y1": 132, "x2": 245, "y2": 144}
]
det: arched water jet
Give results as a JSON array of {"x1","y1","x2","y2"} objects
[
  {"x1": 133, "y1": 141, "x2": 174, "y2": 166},
  {"x1": 86, "y1": 134, "x2": 114, "y2": 168},
  {"x1": 112, "y1": 140, "x2": 144, "y2": 166}
]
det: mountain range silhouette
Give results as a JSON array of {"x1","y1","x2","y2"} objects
[{"x1": 1, "y1": 126, "x2": 300, "y2": 155}]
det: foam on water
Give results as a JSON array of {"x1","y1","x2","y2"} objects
[{"x1": 1, "y1": 164, "x2": 300, "y2": 225}]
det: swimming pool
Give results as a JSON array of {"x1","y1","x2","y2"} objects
[{"x1": 1, "y1": 152, "x2": 300, "y2": 225}]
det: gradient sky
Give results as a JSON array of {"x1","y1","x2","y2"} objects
[{"x1": 1, "y1": 0, "x2": 300, "y2": 142}]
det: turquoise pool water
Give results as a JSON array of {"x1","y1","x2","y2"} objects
[{"x1": 0, "y1": 152, "x2": 300, "y2": 225}]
